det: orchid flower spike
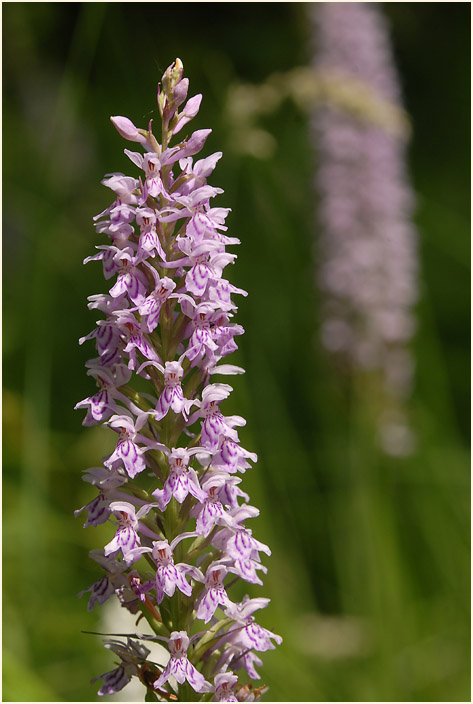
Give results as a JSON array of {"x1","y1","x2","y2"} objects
[{"x1": 76, "y1": 58, "x2": 280, "y2": 701}]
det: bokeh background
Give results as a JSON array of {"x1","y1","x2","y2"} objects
[{"x1": 2, "y1": 2, "x2": 470, "y2": 702}]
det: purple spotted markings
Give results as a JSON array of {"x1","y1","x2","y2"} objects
[{"x1": 76, "y1": 59, "x2": 280, "y2": 701}]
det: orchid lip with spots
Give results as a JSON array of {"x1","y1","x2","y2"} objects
[{"x1": 77, "y1": 58, "x2": 280, "y2": 701}]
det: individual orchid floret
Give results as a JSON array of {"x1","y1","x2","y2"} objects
[
  {"x1": 104, "y1": 413, "x2": 152, "y2": 478},
  {"x1": 92, "y1": 638, "x2": 151, "y2": 697},
  {"x1": 153, "y1": 631, "x2": 210, "y2": 693},
  {"x1": 156, "y1": 360, "x2": 194, "y2": 420},
  {"x1": 79, "y1": 317, "x2": 123, "y2": 368},
  {"x1": 225, "y1": 527, "x2": 271, "y2": 563},
  {"x1": 178, "y1": 152, "x2": 223, "y2": 196},
  {"x1": 78, "y1": 551, "x2": 128, "y2": 611},
  {"x1": 213, "y1": 645, "x2": 264, "y2": 685},
  {"x1": 74, "y1": 363, "x2": 133, "y2": 426},
  {"x1": 210, "y1": 327, "x2": 244, "y2": 370},
  {"x1": 74, "y1": 466, "x2": 125, "y2": 527},
  {"x1": 99, "y1": 173, "x2": 140, "y2": 204},
  {"x1": 138, "y1": 359, "x2": 192, "y2": 421},
  {"x1": 178, "y1": 238, "x2": 236, "y2": 298},
  {"x1": 107, "y1": 200, "x2": 136, "y2": 229},
  {"x1": 75, "y1": 492, "x2": 111, "y2": 528},
  {"x1": 153, "y1": 540, "x2": 196, "y2": 602},
  {"x1": 130, "y1": 536, "x2": 203, "y2": 604},
  {"x1": 215, "y1": 520, "x2": 271, "y2": 586},
  {"x1": 80, "y1": 572, "x2": 116, "y2": 614},
  {"x1": 109, "y1": 248, "x2": 148, "y2": 305},
  {"x1": 237, "y1": 651, "x2": 264, "y2": 683},
  {"x1": 224, "y1": 597, "x2": 282, "y2": 653},
  {"x1": 124, "y1": 150, "x2": 170, "y2": 201},
  {"x1": 86, "y1": 290, "x2": 129, "y2": 315},
  {"x1": 213, "y1": 671, "x2": 239, "y2": 702},
  {"x1": 193, "y1": 383, "x2": 245, "y2": 452},
  {"x1": 84, "y1": 245, "x2": 119, "y2": 281},
  {"x1": 112, "y1": 310, "x2": 161, "y2": 370},
  {"x1": 214, "y1": 472, "x2": 250, "y2": 509},
  {"x1": 152, "y1": 447, "x2": 207, "y2": 510},
  {"x1": 195, "y1": 562, "x2": 233, "y2": 623},
  {"x1": 143, "y1": 153, "x2": 168, "y2": 200},
  {"x1": 135, "y1": 207, "x2": 166, "y2": 260},
  {"x1": 92, "y1": 661, "x2": 133, "y2": 697},
  {"x1": 232, "y1": 557, "x2": 268, "y2": 587},
  {"x1": 238, "y1": 619, "x2": 283, "y2": 654},
  {"x1": 193, "y1": 474, "x2": 238, "y2": 537},
  {"x1": 94, "y1": 216, "x2": 134, "y2": 246},
  {"x1": 183, "y1": 204, "x2": 229, "y2": 240},
  {"x1": 103, "y1": 501, "x2": 157, "y2": 561},
  {"x1": 138, "y1": 274, "x2": 177, "y2": 332},
  {"x1": 80, "y1": 466, "x2": 127, "y2": 492},
  {"x1": 208, "y1": 280, "x2": 248, "y2": 313},
  {"x1": 182, "y1": 301, "x2": 220, "y2": 365},
  {"x1": 212, "y1": 433, "x2": 258, "y2": 473},
  {"x1": 93, "y1": 179, "x2": 138, "y2": 240}
]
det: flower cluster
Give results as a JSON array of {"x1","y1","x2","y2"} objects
[
  {"x1": 310, "y1": 3, "x2": 418, "y2": 454},
  {"x1": 76, "y1": 59, "x2": 280, "y2": 701}
]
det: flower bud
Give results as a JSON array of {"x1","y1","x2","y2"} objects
[
  {"x1": 173, "y1": 94, "x2": 203, "y2": 135},
  {"x1": 162, "y1": 57, "x2": 184, "y2": 96},
  {"x1": 173, "y1": 77, "x2": 189, "y2": 108},
  {"x1": 110, "y1": 116, "x2": 148, "y2": 145},
  {"x1": 181, "y1": 128, "x2": 212, "y2": 156}
]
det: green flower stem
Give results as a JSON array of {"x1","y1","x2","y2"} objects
[
  {"x1": 186, "y1": 526, "x2": 218, "y2": 560},
  {"x1": 121, "y1": 385, "x2": 155, "y2": 412},
  {"x1": 143, "y1": 451, "x2": 166, "y2": 484},
  {"x1": 160, "y1": 300, "x2": 173, "y2": 360},
  {"x1": 192, "y1": 617, "x2": 233, "y2": 662},
  {"x1": 118, "y1": 482, "x2": 150, "y2": 501},
  {"x1": 163, "y1": 496, "x2": 179, "y2": 542},
  {"x1": 137, "y1": 601, "x2": 169, "y2": 639},
  {"x1": 168, "y1": 313, "x2": 189, "y2": 359}
]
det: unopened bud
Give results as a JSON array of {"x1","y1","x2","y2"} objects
[
  {"x1": 181, "y1": 128, "x2": 212, "y2": 156},
  {"x1": 162, "y1": 58, "x2": 184, "y2": 96},
  {"x1": 173, "y1": 94, "x2": 203, "y2": 135},
  {"x1": 110, "y1": 116, "x2": 148, "y2": 145},
  {"x1": 173, "y1": 77, "x2": 189, "y2": 108}
]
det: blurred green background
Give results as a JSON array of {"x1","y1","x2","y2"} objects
[{"x1": 2, "y1": 2, "x2": 470, "y2": 702}]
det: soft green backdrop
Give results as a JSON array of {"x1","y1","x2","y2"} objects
[{"x1": 3, "y1": 2, "x2": 470, "y2": 702}]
